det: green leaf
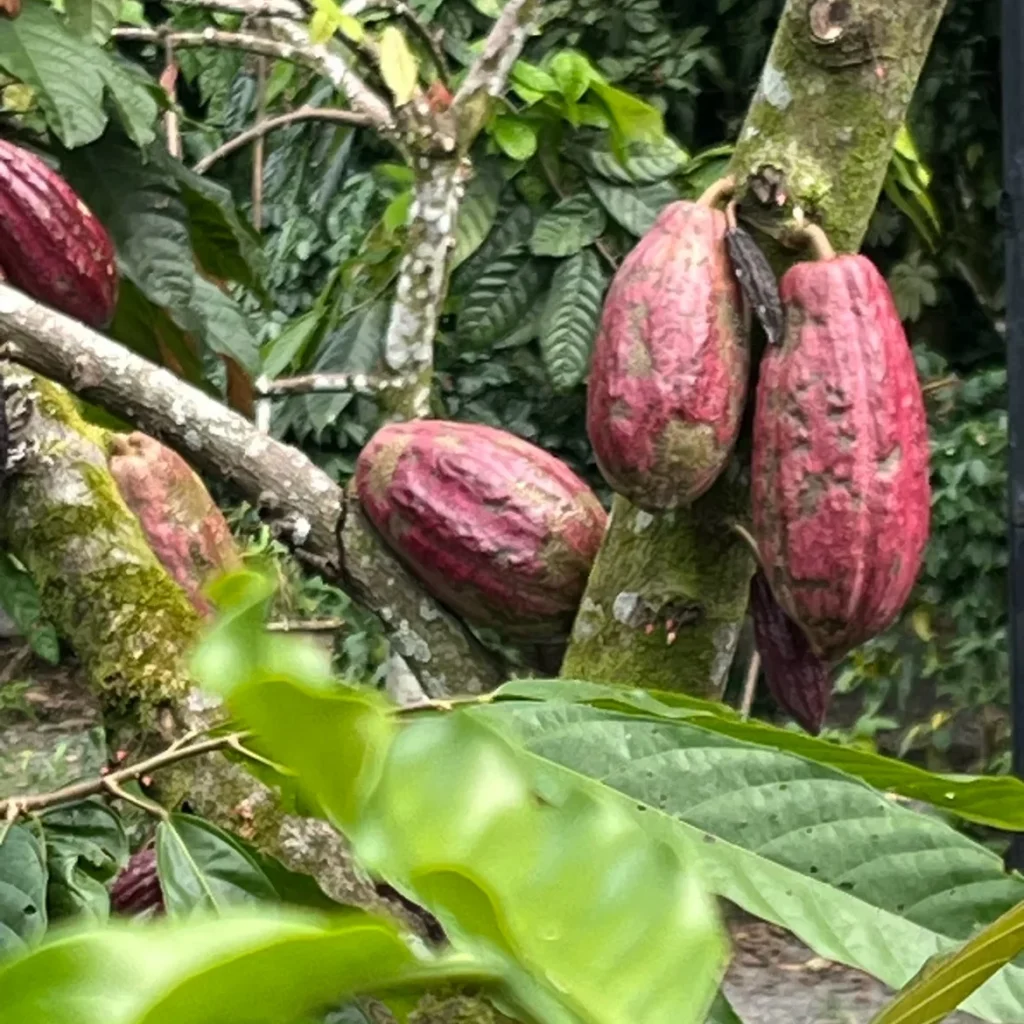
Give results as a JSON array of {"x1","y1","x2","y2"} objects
[
  {"x1": 0, "y1": 824, "x2": 48, "y2": 955},
  {"x1": 449, "y1": 201, "x2": 534, "y2": 296},
  {"x1": 473, "y1": 695, "x2": 1024, "y2": 1023},
  {"x1": 378, "y1": 26, "x2": 419, "y2": 106},
  {"x1": 588, "y1": 79, "x2": 664, "y2": 145},
  {"x1": 457, "y1": 255, "x2": 551, "y2": 348},
  {"x1": 589, "y1": 176, "x2": 678, "y2": 236},
  {"x1": 66, "y1": 0, "x2": 121, "y2": 42},
  {"x1": 156, "y1": 814, "x2": 278, "y2": 917},
  {"x1": 870, "y1": 899, "x2": 1024, "y2": 1024},
  {"x1": 41, "y1": 800, "x2": 128, "y2": 924},
  {"x1": 184, "y1": 276, "x2": 261, "y2": 374},
  {"x1": 530, "y1": 194, "x2": 607, "y2": 257},
  {"x1": 510, "y1": 59, "x2": 558, "y2": 97},
  {"x1": 539, "y1": 248, "x2": 608, "y2": 391},
  {"x1": 450, "y1": 160, "x2": 504, "y2": 272},
  {"x1": 706, "y1": 992, "x2": 745, "y2": 1023},
  {"x1": 261, "y1": 309, "x2": 323, "y2": 379},
  {"x1": 548, "y1": 50, "x2": 594, "y2": 103},
  {"x1": 0, "y1": 0, "x2": 157, "y2": 148},
  {"x1": 888, "y1": 253, "x2": 941, "y2": 323},
  {"x1": 0, "y1": 553, "x2": 59, "y2": 664},
  {"x1": 0, "y1": 907, "x2": 498, "y2": 1024},
  {"x1": 492, "y1": 115, "x2": 538, "y2": 162},
  {"x1": 580, "y1": 137, "x2": 688, "y2": 185}
]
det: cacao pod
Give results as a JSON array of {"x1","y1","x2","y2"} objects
[
  {"x1": 751, "y1": 231, "x2": 930, "y2": 661},
  {"x1": 586, "y1": 178, "x2": 748, "y2": 510},
  {"x1": 0, "y1": 140, "x2": 117, "y2": 328},
  {"x1": 109, "y1": 432, "x2": 243, "y2": 616},
  {"x1": 750, "y1": 570, "x2": 831, "y2": 735},
  {"x1": 355, "y1": 420, "x2": 607, "y2": 639},
  {"x1": 110, "y1": 848, "x2": 164, "y2": 917}
]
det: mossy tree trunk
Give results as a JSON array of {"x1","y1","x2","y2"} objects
[{"x1": 562, "y1": 0, "x2": 948, "y2": 696}]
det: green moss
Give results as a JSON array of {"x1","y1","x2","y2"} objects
[{"x1": 409, "y1": 990, "x2": 518, "y2": 1024}]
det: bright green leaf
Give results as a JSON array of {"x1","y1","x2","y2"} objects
[
  {"x1": 549, "y1": 50, "x2": 594, "y2": 103},
  {"x1": 492, "y1": 115, "x2": 538, "y2": 162},
  {"x1": 378, "y1": 26, "x2": 419, "y2": 106},
  {"x1": 588, "y1": 79, "x2": 664, "y2": 145}
]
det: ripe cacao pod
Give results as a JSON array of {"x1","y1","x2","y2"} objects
[
  {"x1": 750, "y1": 570, "x2": 831, "y2": 735},
  {"x1": 355, "y1": 420, "x2": 607, "y2": 639},
  {"x1": 0, "y1": 140, "x2": 117, "y2": 328},
  {"x1": 586, "y1": 178, "x2": 748, "y2": 510},
  {"x1": 751, "y1": 231, "x2": 930, "y2": 661},
  {"x1": 110, "y1": 848, "x2": 164, "y2": 918},
  {"x1": 109, "y1": 432, "x2": 242, "y2": 616}
]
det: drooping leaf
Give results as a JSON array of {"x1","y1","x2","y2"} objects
[
  {"x1": 155, "y1": 814, "x2": 278, "y2": 917},
  {"x1": 183, "y1": 276, "x2": 261, "y2": 374},
  {"x1": 0, "y1": 553, "x2": 59, "y2": 663},
  {"x1": 457, "y1": 255, "x2": 551, "y2": 348},
  {"x1": 0, "y1": 0, "x2": 157, "y2": 148},
  {"x1": 871, "y1": 898, "x2": 1024, "y2": 1024},
  {"x1": 378, "y1": 26, "x2": 419, "y2": 106},
  {"x1": 530, "y1": 194, "x2": 607, "y2": 257},
  {"x1": 65, "y1": 0, "x2": 121, "y2": 42},
  {"x1": 450, "y1": 160, "x2": 505, "y2": 272},
  {"x1": 471, "y1": 695, "x2": 1024, "y2": 1023},
  {"x1": 588, "y1": 79, "x2": 664, "y2": 145},
  {"x1": 492, "y1": 115, "x2": 538, "y2": 162},
  {"x1": 549, "y1": 50, "x2": 594, "y2": 103},
  {"x1": 589, "y1": 176, "x2": 679, "y2": 236},
  {"x1": 539, "y1": 248, "x2": 608, "y2": 391},
  {"x1": 0, "y1": 907, "x2": 499, "y2": 1024},
  {"x1": 260, "y1": 309, "x2": 324, "y2": 379},
  {"x1": 0, "y1": 824, "x2": 48, "y2": 955}
]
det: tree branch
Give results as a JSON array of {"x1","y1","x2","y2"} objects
[
  {"x1": 194, "y1": 106, "x2": 372, "y2": 174},
  {"x1": 113, "y1": 24, "x2": 396, "y2": 132},
  {"x1": 254, "y1": 368, "x2": 419, "y2": 396},
  {"x1": 168, "y1": 0, "x2": 306, "y2": 19}
]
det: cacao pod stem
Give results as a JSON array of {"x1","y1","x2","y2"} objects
[
  {"x1": 697, "y1": 175, "x2": 736, "y2": 209},
  {"x1": 793, "y1": 221, "x2": 837, "y2": 261}
]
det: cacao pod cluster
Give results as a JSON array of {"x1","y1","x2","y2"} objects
[
  {"x1": 0, "y1": 139, "x2": 118, "y2": 327},
  {"x1": 584, "y1": 182, "x2": 930, "y2": 733}
]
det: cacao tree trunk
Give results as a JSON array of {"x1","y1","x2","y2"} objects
[{"x1": 562, "y1": 0, "x2": 948, "y2": 696}]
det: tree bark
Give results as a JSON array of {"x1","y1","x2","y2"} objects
[{"x1": 561, "y1": 0, "x2": 948, "y2": 696}]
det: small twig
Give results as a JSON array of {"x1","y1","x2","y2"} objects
[
  {"x1": 0, "y1": 643, "x2": 32, "y2": 684},
  {"x1": 254, "y1": 370, "x2": 420, "y2": 397},
  {"x1": 730, "y1": 522, "x2": 761, "y2": 565},
  {"x1": 739, "y1": 651, "x2": 760, "y2": 719},
  {"x1": 102, "y1": 776, "x2": 170, "y2": 821},
  {"x1": 266, "y1": 617, "x2": 346, "y2": 631},
  {"x1": 193, "y1": 107, "x2": 372, "y2": 174},
  {"x1": 161, "y1": 39, "x2": 182, "y2": 159},
  {"x1": 922, "y1": 375, "x2": 960, "y2": 396},
  {"x1": 227, "y1": 734, "x2": 289, "y2": 773},
  {"x1": 251, "y1": 57, "x2": 268, "y2": 230}
]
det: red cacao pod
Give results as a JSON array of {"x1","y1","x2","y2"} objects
[
  {"x1": 750, "y1": 570, "x2": 831, "y2": 735},
  {"x1": 751, "y1": 235, "x2": 930, "y2": 661},
  {"x1": 110, "y1": 848, "x2": 164, "y2": 917},
  {"x1": 109, "y1": 432, "x2": 243, "y2": 616},
  {"x1": 355, "y1": 420, "x2": 607, "y2": 639},
  {"x1": 586, "y1": 179, "x2": 748, "y2": 510},
  {"x1": 0, "y1": 140, "x2": 117, "y2": 328}
]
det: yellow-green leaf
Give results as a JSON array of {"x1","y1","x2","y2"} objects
[
  {"x1": 379, "y1": 26, "x2": 419, "y2": 106},
  {"x1": 870, "y1": 898, "x2": 1024, "y2": 1024},
  {"x1": 337, "y1": 12, "x2": 364, "y2": 43}
]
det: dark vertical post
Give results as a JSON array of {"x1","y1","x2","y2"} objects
[{"x1": 1003, "y1": 0, "x2": 1024, "y2": 871}]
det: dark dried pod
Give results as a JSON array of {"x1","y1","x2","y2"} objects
[
  {"x1": 109, "y1": 847, "x2": 164, "y2": 918},
  {"x1": 750, "y1": 570, "x2": 831, "y2": 735},
  {"x1": 724, "y1": 207, "x2": 783, "y2": 345}
]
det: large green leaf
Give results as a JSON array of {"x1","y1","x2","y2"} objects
[
  {"x1": 155, "y1": 814, "x2": 278, "y2": 917},
  {"x1": 496, "y1": 680, "x2": 1024, "y2": 832},
  {"x1": 589, "y1": 177, "x2": 679, "y2": 236},
  {"x1": 471, "y1": 697, "x2": 1024, "y2": 1023},
  {"x1": 66, "y1": 0, "x2": 121, "y2": 43},
  {"x1": 871, "y1": 899, "x2": 1024, "y2": 1024},
  {"x1": 182, "y1": 276, "x2": 261, "y2": 374},
  {"x1": 576, "y1": 137, "x2": 688, "y2": 185},
  {"x1": 450, "y1": 161, "x2": 505, "y2": 271},
  {"x1": 457, "y1": 255, "x2": 551, "y2": 348},
  {"x1": 450, "y1": 201, "x2": 534, "y2": 295},
  {"x1": 0, "y1": 907, "x2": 498, "y2": 1024},
  {"x1": 0, "y1": 0, "x2": 156, "y2": 148},
  {"x1": 0, "y1": 824, "x2": 48, "y2": 955},
  {"x1": 530, "y1": 194, "x2": 607, "y2": 258},
  {"x1": 539, "y1": 248, "x2": 607, "y2": 391},
  {"x1": 378, "y1": 25, "x2": 419, "y2": 105}
]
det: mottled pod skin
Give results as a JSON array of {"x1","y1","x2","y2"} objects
[
  {"x1": 109, "y1": 433, "x2": 243, "y2": 616},
  {"x1": 0, "y1": 140, "x2": 117, "y2": 327},
  {"x1": 355, "y1": 420, "x2": 608, "y2": 639},
  {"x1": 110, "y1": 848, "x2": 164, "y2": 918},
  {"x1": 586, "y1": 199, "x2": 748, "y2": 510},
  {"x1": 750, "y1": 571, "x2": 831, "y2": 735},
  {"x1": 752, "y1": 252, "x2": 930, "y2": 662}
]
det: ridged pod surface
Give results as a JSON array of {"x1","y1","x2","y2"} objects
[
  {"x1": 110, "y1": 848, "x2": 164, "y2": 918},
  {"x1": 0, "y1": 140, "x2": 117, "y2": 327},
  {"x1": 586, "y1": 197, "x2": 748, "y2": 510},
  {"x1": 750, "y1": 571, "x2": 831, "y2": 735},
  {"x1": 752, "y1": 251, "x2": 930, "y2": 661},
  {"x1": 109, "y1": 433, "x2": 242, "y2": 616},
  {"x1": 355, "y1": 420, "x2": 608, "y2": 639}
]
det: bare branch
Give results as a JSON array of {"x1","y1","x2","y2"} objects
[
  {"x1": 254, "y1": 368, "x2": 419, "y2": 396},
  {"x1": 194, "y1": 106, "x2": 371, "y2": 174},
  {"x1": 168, "y1": 0, "x2": 305, "y2": 19},
  {"x1": 113, "y1": 24, "x2": 396, "y2": 131}
]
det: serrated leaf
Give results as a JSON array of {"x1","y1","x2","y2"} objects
[
  {"x1": 589, "y1": 176, "x2": 678, "y2": 236},
  {"x1": 156, "y1": 814, "x2": 278, "y2": 916},
  {"x1": 450, "y1": 201, "x2": 534, "y2": 295},
  {"x1": 450, "y1": 161, "x2": 504, "y2": 271},
  {"x1": 66, "y1": 0, "x2": 121, "y2": 42},
  {"x1": 457, "y1": 255, "x2": 550, "y2": 348},
  {"x1": 0, "y1": 553, "x2": 59, "y2": 663},
  {"x1": 530, "y1": 194, "x2": 607, "y2": 257},
  {"x1": 492, "y1": 115, "x2": 537, "y2": 162},
  {"x1": 0, "y1": 0, "x2": 156, "y2": 148},
  {"x1": 379, "y1": 26, "x2": 418, "y2": 106},
  {"x1": 474, "y1": 692, "x2": 1024, "y2": 1023},
  {"x1": 0, "y1": 824, "x2": 48, "y2": 955},
  {"x1": 539, "y1": 249, "x2": 607, "y2": 391}
]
